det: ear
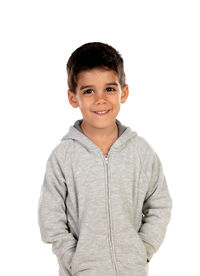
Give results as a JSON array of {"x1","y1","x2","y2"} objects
[
  {"x1": 67, "y1": 90, "x2": 79, "y2": 108},
  {"x1": 120, "y1": 84, "x2": 129, "y2": 103}
]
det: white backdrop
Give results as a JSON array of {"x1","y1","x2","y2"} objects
[{"x1": 0, "y1": 0, "x2": 199, "y2": 275}]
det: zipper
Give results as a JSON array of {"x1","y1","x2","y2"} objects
[{"x1": 104, "y1": 154, "x2": 118, "y2": 276}]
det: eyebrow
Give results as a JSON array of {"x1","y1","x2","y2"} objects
[{"x1": 80, "y1": 82, "x2": 119, "y2": 91}]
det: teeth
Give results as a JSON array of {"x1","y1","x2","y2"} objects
[{"x1": 95, "y1": 110, "x2": 108, "y2": 114}]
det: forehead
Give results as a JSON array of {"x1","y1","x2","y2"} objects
[{"x1": 76, "y1": 67, "x2": 119, "y2": 85}]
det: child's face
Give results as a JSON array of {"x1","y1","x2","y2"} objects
[{"x1": 68, "y1": 67, "x2": 129, "y2": 132}]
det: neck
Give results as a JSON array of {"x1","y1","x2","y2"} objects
[{"x1": 80, "y1": 120, "x2": 118, "y2": 142}]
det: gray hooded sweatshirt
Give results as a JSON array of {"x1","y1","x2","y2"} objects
[{"x1": 38, "y1": 118, "x2": 172, "y2": 276}]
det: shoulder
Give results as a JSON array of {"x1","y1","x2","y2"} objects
[
  {"x1": 47, "y1": 140, "x2": 73, "y2": 164},
  {"x1": 133, "y1": 134, "x2": 165, "y2": 179},
  {"x1": 134, "y1": 135, "x2": 155, "y2": 157},
  {"x1": 132, "y1": 135, "x2": 156, "y2": 174}
]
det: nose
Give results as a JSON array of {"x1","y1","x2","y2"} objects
[{"x1": 95, "y1": 92, "x2": 107, "y2": 104}]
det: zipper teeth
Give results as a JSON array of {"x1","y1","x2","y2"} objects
[{"x1": 105, "y1": 155, "x2": 118, "y2": 276}]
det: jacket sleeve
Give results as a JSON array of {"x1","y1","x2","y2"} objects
[
  {"x1": 38, "y1": 149, "x2": 77, "y2": 273},
  {"x1": 138, "y1": 151, "x2": 172, "y2": 262}
]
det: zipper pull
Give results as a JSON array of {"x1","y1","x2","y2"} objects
[{"x1": 105, "y1": 155, "x2": 109, "y2": 164}]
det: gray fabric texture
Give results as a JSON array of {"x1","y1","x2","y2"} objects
[{"x1": 38, "y1": 118, "x2": 172, "y2": 276}]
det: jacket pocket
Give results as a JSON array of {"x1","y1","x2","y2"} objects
[
  {"x1": 115, "y1": 228, "x2": 148, "y2": 266},
  {"x1": 134, "y1": 230, "x2": 148, "y2": 262},
  {"x1": 57, "y1": 246, "x2": 76, "y2": 276}
]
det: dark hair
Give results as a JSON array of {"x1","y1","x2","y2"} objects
[{"x1": 66, "y1": 42, "x2": 126, "y2": 94}]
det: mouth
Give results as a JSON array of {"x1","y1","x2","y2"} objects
[{"x1": 93, "y1": 109, "x2": 111, "y2": 116}]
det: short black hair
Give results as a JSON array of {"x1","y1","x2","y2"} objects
[{"x1": 66, "y1": 42, "x2": 126, "y2": 94}]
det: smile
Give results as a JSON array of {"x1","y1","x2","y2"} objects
[{"x1": 93, "y1": 110, "x2": 110, "y2": 116}]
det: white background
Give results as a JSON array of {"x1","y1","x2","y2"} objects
[{"x1": 0, "y1": 0, "x2": 199, "y2": 275}]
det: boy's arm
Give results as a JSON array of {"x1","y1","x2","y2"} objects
[
  {"x1": 138, "y1": 151, "x2": 172, "y2": 262},
  {"x1": 38, "y1": 148, "x2": 77, "y2": 273}
]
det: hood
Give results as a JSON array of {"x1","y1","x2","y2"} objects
[{"x1": 61, "y1": 118, "x2": 138, "y2": 153}]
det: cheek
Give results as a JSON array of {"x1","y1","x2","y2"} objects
[
  {"x1": 79, "y1": 100, "x2": 90, "y2": 111},
  {"x1": 112, "y1": 93, "x2": 121, "y2": 102},
  {"x1": 113, "y1": 97, "x2": 121, "y2": 106}
]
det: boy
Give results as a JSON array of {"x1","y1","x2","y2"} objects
[{"x1": 38, "y1": 42, "x2": 172, "y2": 276}]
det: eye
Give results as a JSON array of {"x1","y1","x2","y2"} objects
[
  {"x1": 106, "y1": 87, "x2": 116, "y2": 92},
  {"x1": 83, "y1": 87, "x2": 116, "y2": 94},
  {"x1": 83, "y1": 89, "x2": 93, "y2": 94}
]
